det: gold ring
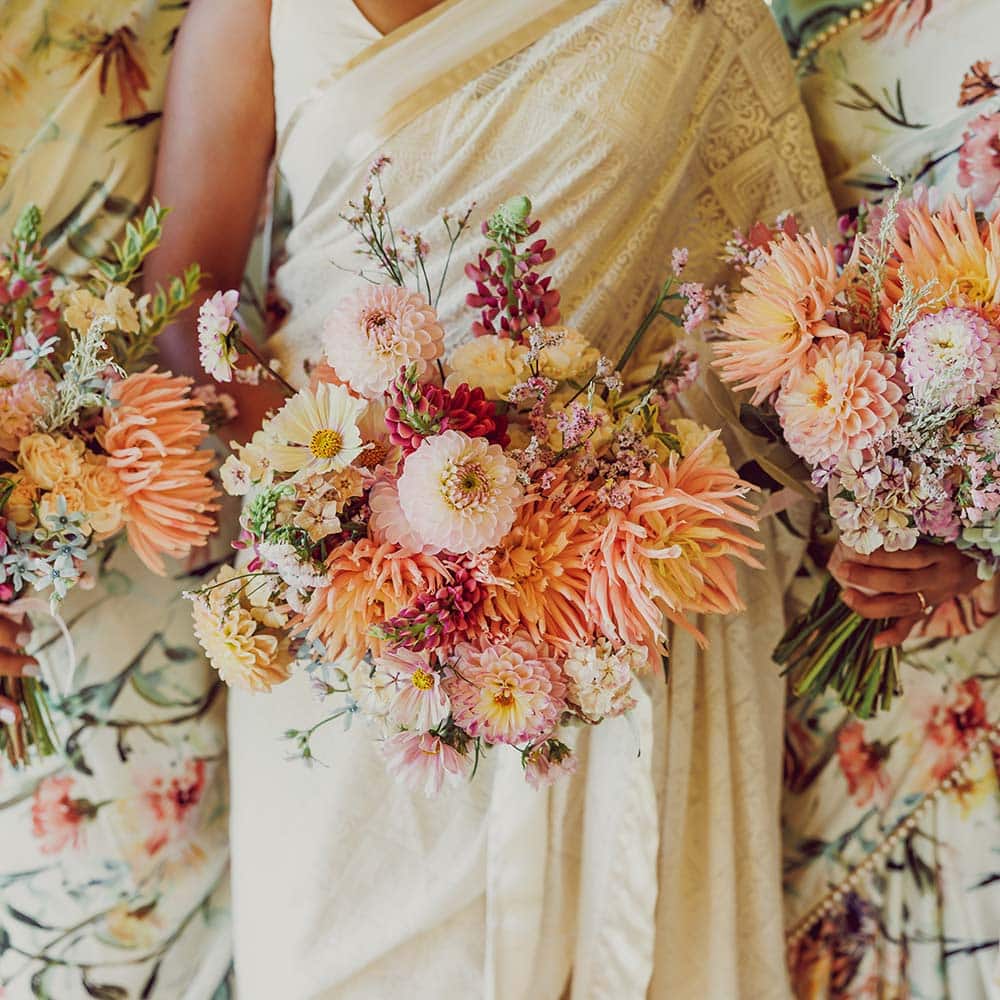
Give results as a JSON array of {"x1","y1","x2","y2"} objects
[{"x1": 916, "y1": 591, "x2": 929, "y2": 614}]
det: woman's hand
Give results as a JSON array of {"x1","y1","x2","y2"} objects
[
  {"x1": 0, "y1": 611, "x2": 38, "y2": 725},
  {"x1": 829, "y1": 541, "x2": 982, "y2": 649}
]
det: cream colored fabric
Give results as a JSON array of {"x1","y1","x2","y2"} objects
[{"x1": 228, "y1": 2, "x2": 835, "y2": 998}]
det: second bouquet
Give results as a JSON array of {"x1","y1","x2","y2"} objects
[{"x1": 191, "y1": 168, "x2": 761, "y2": 794}]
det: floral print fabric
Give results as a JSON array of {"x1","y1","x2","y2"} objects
[
  {"x1": 0, "y1": 3, "x2": 234, "y2": 998},
  {"x1": 773, "y1": 1, "x2": 1000, "y2": 996}
]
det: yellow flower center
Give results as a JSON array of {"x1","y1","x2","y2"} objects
[
  {"x1": 492, "y1": 682, "x2": 516, "y2": 708},
  {"x1": 809, "y1": 380, "x2": 831, "y2": 408},
  {"x1": 442, "y1": 461, "x2": 492, "y2": 510},
  {"x1": 411, "y1": 668, "x2": 435, "y2": 691},
  {"x1": 310, "y1": 428, "x2": 343, "y2": 460}
]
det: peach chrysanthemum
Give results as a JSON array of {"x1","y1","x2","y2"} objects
[
  {"x1": 445, "y1": 633, "x2": 566, "y2": 745},
  {"x1": 302, "y1": 538, "x2": 446, "y2": 663},
  {"x1": 715, "y1": 232, "x2": 847, "y2": 403},
  {"x1": 885, "y1": 196, "x2": 1000, "y2": 319},
  {"x1": 100, "y1": 368, "x2": 219, "y2": 575},
  {"x1": 191, "y1": 565, "x2": 292, "y2": 692},
  {"x1": 588, "y1": 435, "x2": 762, "y2": 655},
  {"x1": 775, "y1": 338, "x2": 902, "y2": 467},
  {"x1": 323, "y1": 285, "x2": 445, "y2": 399},
  {"x1": 484, "y1": 471, "x2": 599, "y2": 646}
]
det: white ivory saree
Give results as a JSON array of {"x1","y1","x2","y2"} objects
[{"x1": 227, "y1": 2, "x2": 835, "y2": 997}]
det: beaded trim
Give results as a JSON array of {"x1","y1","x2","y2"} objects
[
  {"x1": 786, "y1": 722, "x2": 1000, "y2": 947},
  {"x1": 794, "y1": 0, "x2": 890, "y2": 62}
]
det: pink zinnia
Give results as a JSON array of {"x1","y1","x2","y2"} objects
[
  {"x1": 323, "y1": 286, "x2": 444, "y2": 399},
  {"x1": 775, "y1": 338, "x2": 902, "y2": 466},
  {"x1": 446, "y1": 633, "x2": 566, "y2": 745},
  {"x1": 383, "y1": 731, "x2": 471, "y2": 797},
  {"x1": 958, "y1": 111, "x2": 1000, "y2": 210}
]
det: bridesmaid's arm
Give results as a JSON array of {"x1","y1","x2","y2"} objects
[{"x1": 145, "y1": 0, "x2": 282, "y2": 440}]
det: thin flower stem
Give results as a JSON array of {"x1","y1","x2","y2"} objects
[{"x1": 237, "y1": 335, "x2": 297, "y2": 396}]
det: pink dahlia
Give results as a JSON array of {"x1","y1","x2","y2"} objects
[
  {"x1": 396, "y1": 430, "x2": 522, "y2": 554},
  {"x1": 775, "y1": 338, "x2": 902, "y2": 466},
  {"x1": 383, "y1": 731, "x2": 471, "y2": 797},
  {"x1": 715, "y1": 232, "x2": 847, "y2": 403},
  {"x1": 368, "y1": 471, "x2": 433, "y2": 554},
  {"x1": 196, "y1": 289, "x2": 240, "y2": 382},
  {"x1": 901, "y1": 307, "x2": 1000, "y2": 408},
  {"x1": 323, "y1": 286, "x2": 444, "y2": 399},
  {"x1": 445, "y1": 633, "x2": 566, "y2": 745},
  {"x1": 958, "y1": 111, "x2": 1000, "y2": 210},
  {"x1": 0, "y1": 358, "x2": 54, "y2": 454},
  {"x1": 374, "y1": 648, "x2": 450, "y2": 730}
]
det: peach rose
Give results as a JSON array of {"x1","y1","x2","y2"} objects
[
  {"x1": 77, "y1": 457, "x2": 126, "y2": 538},
  {"x1": 18, "y1": 433, "x2": 86, "y2": 491},
  {"x1": 4, "y1": 473, "x2": 39, "y2": 532}
]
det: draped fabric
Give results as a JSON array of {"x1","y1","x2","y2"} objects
[
  {"x1": 771, "y1": 3, "x2": 1000, "y2": 997},
  {"x1": 227, "y1": 2, "x2": 835, "y2": 998},
  {"x1": 0, "y1": 3, "x2": 233, "y2": 998}
]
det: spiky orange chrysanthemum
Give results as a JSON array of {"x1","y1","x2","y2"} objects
[
  {"x1": 715, "y1": 232, "x2": 847, "y2": 403},
  {"x1": 884, "y1": 196, "x2": 1000, "y2": 321},
  {"x1": 101, "y1": 368, "x2": 219, "y2": 575},
  {"x1": 484, "y1": 470, "x2": 600, "y2": 647},
  {"x1": 302, "y1": 538, "x2": 446, "y2": 662},
  {"x1": 587, "y1": 435, "x2": 762, "y2": 655}
]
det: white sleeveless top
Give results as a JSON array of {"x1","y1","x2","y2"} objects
[{"x1": 270, "y1": 0, "x2": 380, "y2": 132}]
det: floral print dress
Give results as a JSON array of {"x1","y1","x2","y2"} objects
[
  {"x1": 771, "y1": 1, "x2": 1000, "y2": 997},
  {"x1": 0, "y1": 4, "x2": 234, "y2": 998}
]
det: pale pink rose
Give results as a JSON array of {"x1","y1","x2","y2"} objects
[
  {"x1": 383, "y1": 731, "x2": 471, "y2": 797},
  {"x1": 446, "y1": 633, "x2": 566, "y2": 745},
  {"x1": 323, "y1": 285, "x2": 444, "y2": 399},
  {"x1": 958, "y1": 111, "x2": 1000, "y2": 210},
  {"x1": 396, "y1": 430, "x2": 521, "y2": 554}
]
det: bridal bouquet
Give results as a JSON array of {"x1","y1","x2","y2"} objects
[
  {"x1": 191, "y1": 165, "x2": 760, "y2": 794},
  {"x1": 715, "y1": 193, "x2": 1000, "y2": 716},
  {"x1": 0, "y1": 204, "x2": 219, "y2": 766}
]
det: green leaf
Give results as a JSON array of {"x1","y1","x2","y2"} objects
[
  {"x1": 6, "y1": 904, "x2": 55, "y2": 930},
  {"x1": 82, "y1": 974, "x2": 129, "y2": 1000},
  {"x1": 738, "y1": 402, "x2": 784, "y2": 443},
  {"x1": 31, "y1": 967, "x2": 53, "y2": 999}
]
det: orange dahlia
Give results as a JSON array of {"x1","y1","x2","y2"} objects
[
  {"x1": 303, "y1": 538, "x2": 447, "y2": 663},
  {"x1": 484, "y1": 470, "x2": 599, "y2": 647},
  {"x1": 885, "y1": 196, "x2": 1000, "y2": 320},
  {"x1": 715, "y1": 232, "x2": 847, "y2": 403},
  {"x1": 100, "y1": 368, "x2": 219, "y2": 575},
  {"x1": 588, "y1": 436, "x2": 762, "y2": 655}
]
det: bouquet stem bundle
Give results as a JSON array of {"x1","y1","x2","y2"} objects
[
  {"x1": 775, "y1": 575, "x2": 901, "y2": 718},
  {"x1": 1, "y1": 675, "x2": 57, "y2": 766}
]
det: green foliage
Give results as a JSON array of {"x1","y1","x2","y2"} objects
[{"x1": 94, "y1": 201, "x2": 168, "y2": 287}]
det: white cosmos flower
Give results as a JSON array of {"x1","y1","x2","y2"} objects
[{"x1": 263, "y1": 382, "x2": 366, "y2": 475}]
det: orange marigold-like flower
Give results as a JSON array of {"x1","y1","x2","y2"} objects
[
  {"x1": 100, "y1": 368, "x2": 219, "y2": 575},
  {"x1": 715, "y1": 232, "x2": 847, "y2": 403},
  {"x1": 302, "y1": 538, "x2": 447, "y2": 663},
  {"x1": 587, "y1": 435, "x2": 762, "y2": 656},
  {"x1": 485, "y1": 470, "x2": 599, "y2": 647}
]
